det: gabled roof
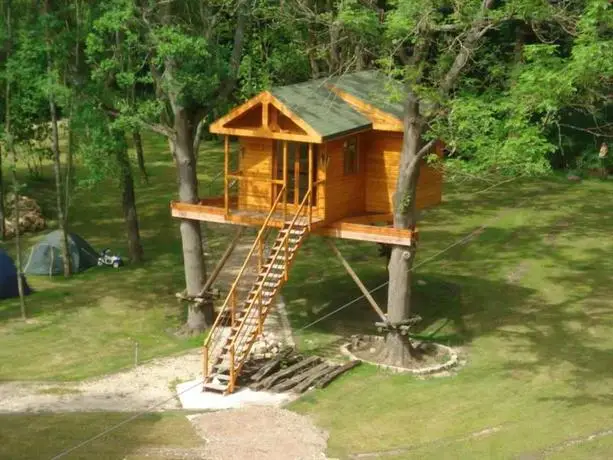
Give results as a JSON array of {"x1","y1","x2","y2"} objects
[
  {"x1": 210, "y1": 70, "x2": 405, "y2": 143},
  {"x1": 270, "y1": 79, "x2": 372, "y2": 140}
]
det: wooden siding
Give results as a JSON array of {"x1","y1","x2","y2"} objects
[
  {"x1": 238, "y1": 138, "x2": 273, "y2": 211},
  {"x1": 364, "y1": 132, "x2": 442, "y2": 214},
  {"x1": 323, "y1": 133, "x2": 367, "y2": 223}
]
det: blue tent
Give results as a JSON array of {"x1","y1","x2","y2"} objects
[{"x1": 0, "y1": 249, "x2": 31, "y2": 299}]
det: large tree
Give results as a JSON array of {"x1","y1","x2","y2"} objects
[
  {"x1": 374, "y1": 0, "x2": 612, "y2": 365},
  {"x1": 131, "y1": 0, "x2": 250, "y2": 332}
]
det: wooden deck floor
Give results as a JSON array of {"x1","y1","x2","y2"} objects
[{"x1": 170, "y1": 201, "x2": 415, "y2": 246}]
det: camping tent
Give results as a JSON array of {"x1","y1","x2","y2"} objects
[
  {"x1": 24, "y1": 230, "x2": 98, "y2": 275},
  {"x1": 0, "y1": 249, "x2": 31, "y2": 299}
]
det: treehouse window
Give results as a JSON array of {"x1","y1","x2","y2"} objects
[{"x1": 343, "y1": 137, "x2": 359, "y2": 175}]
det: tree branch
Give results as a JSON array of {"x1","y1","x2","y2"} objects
[
  {"x1": 104, "y1": 105, "x2": 176, "y2": 140},
  {"x1": 212, "y1": 0, "x2": 248, "y2": 106},
  {"x1": 559, "y1": 123, "x2": 613, "y2": 138},
  {"x1": 439, "y1": 0, "x2": 498, "y2": 96}
]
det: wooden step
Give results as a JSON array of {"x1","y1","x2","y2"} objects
[
  {"x1": 263, "y1": 263, "x2": 287, "y2": 271},
  {"x1": 258, "y1": 272, "x2": 282, "y2": 280},
  {"x1": 272, "y1": 244, "x2": 298, "y2": 252},
  {"x1": 203, "y1": 382, "x2": 228, "y2": 393},
  {"x1": 279, "y1": 229, "x2": 306, "y2": 236}
]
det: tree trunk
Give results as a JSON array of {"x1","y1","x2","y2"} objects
[
  {"x1": 0, "y1": 143, "x2": 5, "y2": 241},
  {"x1": 4, "y1": 0, "x2": 25, "y2": 317},
  {"x1": 45, "y1": 0, "x2": 71, "y2": 277},
  {"x1": 64, "y1": 113, "x2": 75, "y2": 223},
  {"x1": 116, "y1": 140, "x2": 144, "y2": 263},
  {"x1": 49, "y1": 96, "x2": 72, "y2": 277},
  {"x1": 173, "y1": 109, "x2": 212, "y2": 331},
  {"x1": 11, "y1": 148, "x2": 26, "y2": 320},
  {"x1": 192, "y1": 118, "x2": 206, "y2": 161},
  {"x1": 384, "y1": 91, "x2": 424, "y2": 366},
  {"x1": 132, "y1": 130, "x2": 148, "y2": 184}
]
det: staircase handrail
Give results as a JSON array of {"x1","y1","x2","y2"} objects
[
  {"x1": 228, "y1": 190, "x2": 311, "y2": 366},
  {"x1": 203, "y1": 185, "x2": 287, "y2": 350}
]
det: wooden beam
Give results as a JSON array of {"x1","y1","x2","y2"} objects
[
  {"x1": 283, "y1": 140, "x2": 288, "y2": 222},
  {"x1": 341, "y1": 213, "x2": 393, "y2": 225},
  {"x1": 170, "y1": 201, "x2": 227, "y2": 223},
  {"x1": 315, "y1": 221, "x2": 416, "y2": 246},
  {"x1": 209, "y1": 126, "x2": 321, "y2": 144},
  {"x1": 326, "y1": 240, "x2": 387, "y2": 323},
  {"x1": 294, "y1": 147, "x2": 300, "y2": 206},
  {"x1": 308, "y1": 143, "x2": 313, "y2": 229},
  {"x1": 227, "y1": 173, "x2": 284, "y2": 185},
  {"x1": 262, "y1": 101, "x2": 269, "y2": 128},
  {"x1": 199, "y1": 227, "x2": 244, "y2": 296},
  {"x1": 224, "y1": 135, "x2": 229, "y2": 216}
]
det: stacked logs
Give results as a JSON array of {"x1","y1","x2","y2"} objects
[{"x1": 245, "y1": 348, "x2": 361, "y2": 394}]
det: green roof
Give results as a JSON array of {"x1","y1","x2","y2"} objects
[
  {"x1": 269, "y1": 70, "x2": 406, "y2": 140},
  {"x1": 271, "y1": 79, "x2": 371, "y2": 140},
  {"x1": 329, "y1": 71, "x2": 405, "y2": 119}
]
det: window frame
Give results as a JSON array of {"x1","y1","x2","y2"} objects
[{"x1": 343, "y1": 136, "x2": 359, "y2": 176}]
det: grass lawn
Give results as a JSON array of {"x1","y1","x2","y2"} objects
[
  {"x1": 1, "y1": 131, "x2": 612, "y2": 459},
  {"x1": 0, "y1": 134, "x2": 235, "y2": 381},
  {"x1": 285, "y1": 176, "x2": 613, "y2": 459},
  {"x1": 0, "y1": 411, "x2": 204, "y2": 459}
]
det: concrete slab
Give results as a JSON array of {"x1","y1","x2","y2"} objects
[{"x1": 176, "y1": 379, "x2": 298, "y2": 411}]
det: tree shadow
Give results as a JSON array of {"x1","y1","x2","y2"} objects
[{"x1": 286, "y1": 177, "x2": 613, "y2": 409}]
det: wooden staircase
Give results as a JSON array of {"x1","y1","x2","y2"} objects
[{"x1": 202, "y1": 188, "x2": 311, "y2": 394}]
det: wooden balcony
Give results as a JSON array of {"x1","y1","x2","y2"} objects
[{"x1": 170, "y1": 200, "x2": 416, "y2": 246}]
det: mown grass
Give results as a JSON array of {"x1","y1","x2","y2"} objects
[
  {"x1": 1, "y1": 131, "x2": 612, "y2": 458},
  {"x1": 0, "y1": 134, "x2": 234, "y2": 380},
  {"x1": 287, "y1": 176, "x2": 613, "y2": 459},
  {"x1": 0, "y1": 412, "x2": 204, "y2": 460}
]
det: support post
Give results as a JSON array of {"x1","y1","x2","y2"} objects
[
  {"x1": 224, "y1": 136, "x2": 229, "y2": 217},
  {"x1": 283, "y1": 141, "x2": 288, "y2": 222},
  {"x1": 294, "y1": 147, "x2": 300, "y2": 206},
  {"x1": 308, "y1": 143, "x2": 313, "y2": 230},
  {"x1": 326, "y1": 239, "x2": 388, "y2": 323},
  {"x1": 231, "y1": 289, "x2": 237, "y2": 327},
  {"x1": 229, "y1": 345, "x2": 235, "y2": 393},
  {"x1": 284, "y1": 233, "x2": 289, "y2": 281},
  {"x1": 262, "y1": 101, "x2": 269, "y2": 128},
  {"x1": 199, "y1": 227, "x2": 244, "y2": 297},
  {"x1": 257, "y1": 292, "x2": 263, "y2": 336},
  {"x1": 258, "y1": 237, "x2": 264, "y2": 272},
  {"x1": 203, "y1": 345, "x2": 209, "y2": 384}
]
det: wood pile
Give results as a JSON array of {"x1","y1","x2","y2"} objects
[
  {"x1": 242, "y1": 348, "x2": 361, "y2": 394},
  {"x1": 4, "y1": 194, "x2": 46, "y2": 238}
]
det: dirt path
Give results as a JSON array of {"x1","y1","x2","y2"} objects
[
  {"x1": 0, "y1": 349, "x2": 201, "y2": 413},
  {"x1": 188, "y1": 406, "x2": 329, "y2": 460}
]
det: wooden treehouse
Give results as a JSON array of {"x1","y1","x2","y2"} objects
[{"x1": 170, "y1": 70, "x2": 444, "y2": 394}]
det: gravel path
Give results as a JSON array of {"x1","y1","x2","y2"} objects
[
  {"x1": 189, "y1": 406, "x2": 329, "y2": 460},
  {"x1": 0, "y1": 350, "x2": 201, "y2": 413}
]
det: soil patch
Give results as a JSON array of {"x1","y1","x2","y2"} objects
[{"x1": 342, "y1": 335, "x2": 458, "y2": 375}]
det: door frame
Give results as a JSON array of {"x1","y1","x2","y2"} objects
[{"x1": 271, "y1": 140, "x2": 318, "y2": 213}]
